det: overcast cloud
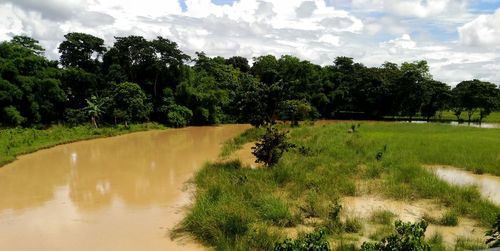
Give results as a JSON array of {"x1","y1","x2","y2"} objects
[{"x1": 0, "y1": 0, "x2": 499, "y2": 85}]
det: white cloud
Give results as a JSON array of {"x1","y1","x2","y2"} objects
[
  {"x1": 0, "y1": 0, "x2": 499, "y2": 85},
  {"x1": 458, "y1": 8, "x2": 500, "y2": 46}
]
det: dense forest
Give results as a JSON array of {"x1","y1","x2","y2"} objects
[{"x1": 0, "y1": 33, "x2": 499, "y2": 128}]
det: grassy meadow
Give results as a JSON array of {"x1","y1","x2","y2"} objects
[
  {"x1": 387, "y1": 111, "x2": 500, "y2": 123},
  {"x1": 0, "y1": 123, "x2": 164, "y2": 167},
  {"x1": 175, "y1": 122, "x2": 500, "y2": 250}
]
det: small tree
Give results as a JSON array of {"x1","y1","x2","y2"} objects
[
  {"x1": 486, "y1": 214, "x2": 500, "y2": 248},
  {"x1": 280, "y1": 99, "x2": 314, "y2": 127},
  {"x1": 252, "y1": 127, "x2": 295, "y2": 166},
  {"x1": 361, "y1": 220, "x2": 429, "y2": 251},
  {"x1": 84, "y1": 95, "x2": 105, "y2": 128}
]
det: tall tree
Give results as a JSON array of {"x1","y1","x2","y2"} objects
[{"x1": 58, "y1": 32, "x2": 106, "y2": 72}]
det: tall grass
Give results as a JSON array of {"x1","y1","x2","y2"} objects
[{"x1": 0, "y1": 123, "x2": 164, "y2": 167}]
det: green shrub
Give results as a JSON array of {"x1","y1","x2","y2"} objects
[
  {"x1": 361, "y1": 220, "x2": 429, "y2": 251},
  {"x1": 274, "y1": 229, "x2": 330, "y2": 251},
  {"x1": 252, "y1": 127, "x2": 295, "y2": 166},
  {"x1": 3, "y1": 106, "x2": 26, "y2": 126},
  {"x1": 166, "y1": 104, "x2": 193, "y2": 128}
]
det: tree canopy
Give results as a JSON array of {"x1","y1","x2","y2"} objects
[{"x1": 0, "y1": 33, "x2": 499, "y2": 127}]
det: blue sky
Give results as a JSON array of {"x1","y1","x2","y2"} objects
[{"x1": 0, "y1": 0, "x2": 499, "y2": 85}]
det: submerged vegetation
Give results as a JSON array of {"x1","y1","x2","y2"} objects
[{"x1": 175, "y1": 122, "x2": 500, "y2": 250}]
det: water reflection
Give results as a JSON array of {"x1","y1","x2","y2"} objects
[
  {"x1": 402, "y1": 120, "x2": 500, "y2": 128},
  {"x1": 0, "y1": 125, "x2": 249, "y2": 251}
]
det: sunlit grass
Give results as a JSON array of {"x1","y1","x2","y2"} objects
[{"x1": 176, "y1": 122, "x2": 500, "y2": 250}]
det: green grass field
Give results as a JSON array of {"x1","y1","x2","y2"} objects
[
  {"x1": 175, "y1": 122, "x2": 500, "y2": 250},
  {"x1": 0, "y1": 123, "x2": 164, "y2": 167}
]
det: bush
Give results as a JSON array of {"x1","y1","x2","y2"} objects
[
  {"x1": 361, "y1": 220, "x2": 429, "y2": 251},
  {"x1": 274, "y1": 229, "x2": 330, "y2": 251},
  {"x1": 3, "y1": 106, "x2": 26, "y2": 126},
  {"x1": 166, "y1": 104, "x2": 193, "y2": 128},
  {"x1": 252, "y1": 127, "x2": 295, "y2": 166}
]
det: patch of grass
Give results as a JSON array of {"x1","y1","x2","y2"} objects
[
  {"x1": 370, "y1": 210, "x2": 395, "y2": 225},
  {"x1": 0, "y1": 123, "x2": 163, "y2": 167},
  {"x1": 219, "y1": 127, "x2": 264, "y2": 157},
  {"x1": 428, "y1": 232, "x2": 446, "y2": 251},
  {"x1": 177, "y1": 122, "x2": 500, "y2": 250},
  {"x1": 368, "y1": 225, "x2": 394, "y2": 241},
  {"x1": 454, "y1": 237, "x2": 487, "y2": 251},
  {"x1": 439, "y1": 211, "x2": 459, "y2": 226},
  {"x1": 344, "y1": 217, "x2": 363, "y2": 233}
]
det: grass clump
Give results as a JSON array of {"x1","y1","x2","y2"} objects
[
  {"x1": 220, "y1": 127, "x2": 264, "y2": 157},
  {"x1": 454, "y1": 237, "x2": 487, "y2": 251},
  {"x1": 344, "y1": 217, "x2": 363, "y2": 233},
  {"x1": 370, "y1": 210, "x2": 396, "y2": 225}
]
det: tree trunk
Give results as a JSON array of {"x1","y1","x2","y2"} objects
[{"x1": 91, "y1": 116, "x2": 98, "y2": 128}]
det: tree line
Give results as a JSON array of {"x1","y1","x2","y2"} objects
[{"x1": 1, "y1": 33, "x2": 499, "y2": 128}]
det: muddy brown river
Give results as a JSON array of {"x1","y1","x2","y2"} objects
[{"x1": 0, "y1": 125, "x2": 249, "y2": 251}]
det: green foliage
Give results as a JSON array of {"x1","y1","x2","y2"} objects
[
  {"x1": 486, "y1": 214, "x2": 500, "y2": 248},
  {"x1": 452, "y1": 79, "x2": 499, "y2": 123},
  {"x1": 252, "y1": 127, "x2": 295, "y2": 166},
  {"x1": 3, "y1": 105, "x2": 25, "y2": 126},
  {"x1": 165, "y1": 104, "x2": 193, "y2": 128},
  {"x1": 274, "y1": 229, "x2": 330, "y2": 251},
  {"x1": 110, "y1": 82, "x2": 151, "y2": 124},
  {"x1": 361, "y1": 220, "x2": 430, "y2": 251}
]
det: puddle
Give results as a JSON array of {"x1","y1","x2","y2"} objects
[{"x1": 427, "y1": 165, "x2": 500, "y2": 205}]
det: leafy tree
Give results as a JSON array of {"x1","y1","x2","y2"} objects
[
  {"x1": 252, "y1": 127, "x2": 295, "y2": 167},
  {"x1": 225, "y1": 56, "x2": 250, "y2": 72},
  {"x1": 361, "y1": 220, "x2": 429, "y2": 251},
  {"x1": 452, "y1": 80, "x2": 499, "y2": 123},
  {"x1": 279, "y1": 99, "x2": 315, "y2": 126},
  {"x1": 0, "y1": 36, "x2": 65, "y2": 125},
  {"x1": 251, "y1": 55, "x2": 280, "y2": 85},
  {"x1": 165, "y1": 104, "x2": 193, "y2": 128},
  {"x1": 110, "y1": 82, "x2": 151, "y2": 125},
  {"x1": 421, "y1": 80, "x2": 451, "y2": 121},
  {"x1": 58, "y1": 32, "x2": 106, "y2": 72}
]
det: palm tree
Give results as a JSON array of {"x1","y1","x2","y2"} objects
[{"x1": 84, "y1": 95, "x2": 104, "y2": 128}]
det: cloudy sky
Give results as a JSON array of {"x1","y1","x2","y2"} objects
[{"x1": 0, "y1": 0, "x2": 499, "y2": 85}]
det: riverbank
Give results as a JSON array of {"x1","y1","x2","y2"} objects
[
  {"x1": 175, "y1": 122, "x2": 500, "y2": 250},
  {"x1": 0, "y1": 123, "x2": 165, "y2": 168}
]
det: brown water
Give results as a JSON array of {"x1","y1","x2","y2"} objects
[
  {"x1": 429, "y1": 165, "x2": 500, "y2": 205},
  {"x1": 0, "y1": 125, "x2": 249, "y2": 251}
]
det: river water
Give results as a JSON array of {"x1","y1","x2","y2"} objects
[{"x1": 0, "y1": 125, "x2": 249, "y2": 251}]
